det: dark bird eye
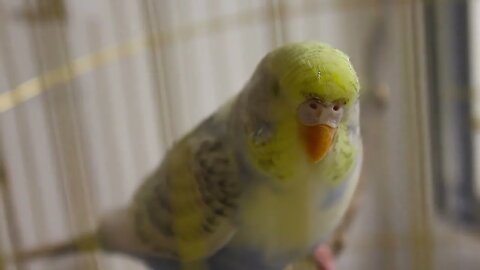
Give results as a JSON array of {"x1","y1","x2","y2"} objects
[
  {"x1": 298, "y1": 99, "x2": 322, "y2": 126},
  {"x1": 333, "y1": 104, "x2": 340, "y2": 111}
]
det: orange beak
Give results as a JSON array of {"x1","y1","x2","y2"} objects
[{"x1": 300, "y1": 124, "x2": 337, "y2": 163}]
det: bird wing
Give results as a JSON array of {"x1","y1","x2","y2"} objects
[{"x1": 132, "y1": 112, "x2": 243, "y2": 262}]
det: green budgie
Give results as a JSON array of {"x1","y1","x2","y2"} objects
[{"x1": 13, "y1": 41, "x2": 362, "y2": 270}]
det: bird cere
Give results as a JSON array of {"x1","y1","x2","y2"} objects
[{"x1": 13, "y1": 41, "x2": 362, "y2": 270}]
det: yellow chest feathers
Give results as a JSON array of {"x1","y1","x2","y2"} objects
[
  {"x1": 237, "y1": 121, "x2": 361, "y2": 257},
  {"x1": 234, "y1": 167, "x2": 360, "y2": 258}
]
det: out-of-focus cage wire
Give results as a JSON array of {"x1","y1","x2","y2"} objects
[{"x1": 0, "y1": 0, "x2": 479, "y2": 270}]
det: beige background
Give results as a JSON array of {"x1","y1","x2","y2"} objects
[{"x1": 0, "y1": 1, "x2": 479, "y2": 270}]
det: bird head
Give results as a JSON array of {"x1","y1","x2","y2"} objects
[{"x1": 241, "y1": 41, "x2": 360, "y2": 180}]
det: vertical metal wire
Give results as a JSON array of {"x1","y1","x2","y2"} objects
[
  {"x1": 26, "y1": 0, "x2": 98, "y2": 269},
  {"x1": 140, "y1": 0, "x2": 175, "y2": 149},
  {"x1": 204, "y1": 0, "x2": 238, "y2": 104},
  {"x1": 103, "y1": 0, "x2": 140, "y2": 200},
  {"x1": 402, "y1": 1, "x2": 434, "y2": 269},
  {"x1": 469, "y1": 0, "x2": 480, "y2": 199},
  {"x1": 166, "y1": 0, "x2": 194, "y2": 130},
  {"x1": 412, "y1": 4, "x2": 435, "y2": 269},
  {"x1": 150, "y1": 1, "x2": 193, "y2": 137},
  {"x1": 47, "y1": 6, "x2": 99, "y2": 269},
  {"x1": 0, "y1": 145, "x2": 23, "y2": 270},
  {"x1": 25, "y1": 2, "x2": 69, "y2": 254},
  {"x1": 7, "y1": 0, "x2": 49, "y2": 251},
  {"x1": 85, "y1": 17, "x2": 131, "y2": 210},
  {"x1": 0, "y1": 1, "x2": 45, "y2": 269},
  {"x1": 377, "y1": 3, "x2": 410, "y2": 269},
  {"x1": 359, "y1": 1, "x2": 400, "y2": 268},
  {"x1": 0, "y1": 152, "x2": 19, "y2": 270},
  {"x1": 99, "y1": 0, "x2": 136, "y2": 202},
  {"x1": 267, "y1": 0, "x2": 286, "y2": 46},
  {"x1": 382, "y1": 1, "x2": 435, "y2": 269},
  {"x1": 108, "y1": 0, "x2": 147, "y2": 180},
  {"x1": 82, "y1": 4, "x2": 136, "y2": 208},
  {"x1": 84, "y1": 19, "x2": 133, "y2": 270},
  {"x1": 25, "y1": 6, "x2": 77, "y2": 269}
]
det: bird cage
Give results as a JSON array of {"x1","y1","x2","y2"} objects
[{"x1": 0, "y1": 0, "x2": 479, "y2": 270}]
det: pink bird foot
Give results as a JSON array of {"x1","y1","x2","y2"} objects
[{"x1": 313, "y1": 245, "x2": 336, "y2": 270}]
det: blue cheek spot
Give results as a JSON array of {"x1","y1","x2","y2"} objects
[{"x1": 320, "y1": 179, "x2": 349, "y2": 210}]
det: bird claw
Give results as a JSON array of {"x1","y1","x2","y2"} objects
[{"x1": 313, "y1": 245, "x2": 335, "y2": 270}]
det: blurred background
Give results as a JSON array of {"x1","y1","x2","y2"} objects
[{"x1": 0, "y1": 0, "x2": 479, "y2": 269}]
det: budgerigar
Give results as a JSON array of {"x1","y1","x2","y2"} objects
[{"x1": 13, "y1": 41, "x2": 362, "y2": 270}]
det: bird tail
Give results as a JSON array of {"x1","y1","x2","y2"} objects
[{"x1": 9, "y1": 231, "x2": 101, "y2": 263}]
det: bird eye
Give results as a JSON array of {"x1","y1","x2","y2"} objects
[
  {"x1": 309, "y1": 101, "x2": 318, "y2": 110},
  {"x1": 327, "y1": 105, "x2": 344, "y2": 127},
  {"x1": 298, "y1": 99, "x2": 322, "y2": 126},
  {"x1": 298, "y1": 99, "x2": 344, "y2": 127}
]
